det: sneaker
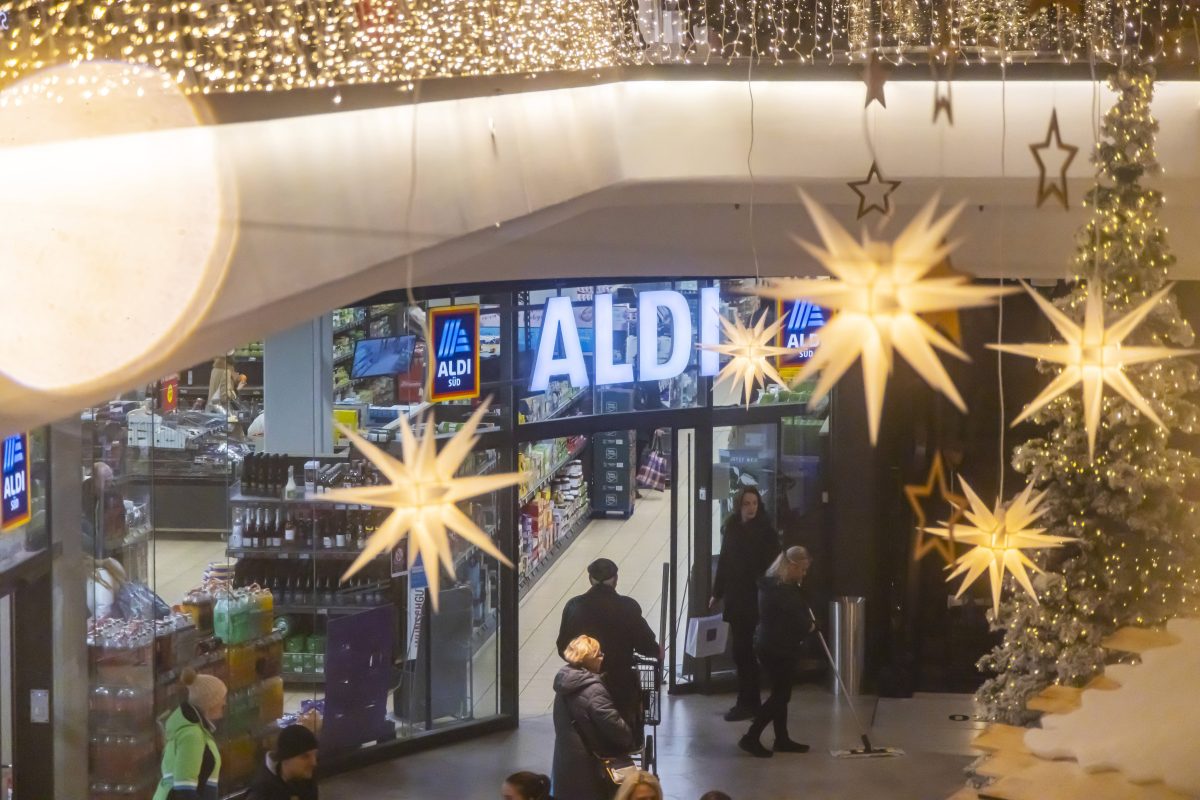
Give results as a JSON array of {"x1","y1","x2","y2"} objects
[
  {"x1": 738, "y1": 735, "x2": 773, "y2": 758},
  {"x1": 724, "y1": 706, "x2": 756, "y2": 722},
  {"x1": 773, "y1": 739, "x2": 810, "y2": 753}
]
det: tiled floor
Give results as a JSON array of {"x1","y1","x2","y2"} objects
[{"x1": 325, "y1": 688, "x2": 980, "y2": 799}]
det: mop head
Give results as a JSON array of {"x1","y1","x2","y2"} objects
[{"x1": 830, "y1": 737, "x2": 904, "y2": 759}]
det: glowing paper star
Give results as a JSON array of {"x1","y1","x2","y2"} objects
[
  {"x1": 753, "y1": 193, "x2": 1017, "y2": 444},
  {"x1": 320, "y1": 401, "x2": 525, "y2": 608},
  {"x1": 699, "y1": 312, "x2": 796, "y2": 408},
  {"x1": 924, "y1": 479, "x2": 1077, "y2": 614},
  {"x1": 990, "y1": 280, "x2": 1196, "y2": 461}
]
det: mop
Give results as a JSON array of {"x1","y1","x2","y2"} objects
[{"x1": 808, "y1": 608, "x2": 904, "y2": 759}]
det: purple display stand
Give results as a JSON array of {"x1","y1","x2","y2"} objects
[{"x1": 321, "y1": 604, "x2": 397, "y2": 753}]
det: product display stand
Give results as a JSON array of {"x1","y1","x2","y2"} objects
[
  {"x1": 517, "y1": 436, "x2": 590, "y2": 595},
  {"x1": 592, "y1": 430, "x2": 635, "y2": 519}
]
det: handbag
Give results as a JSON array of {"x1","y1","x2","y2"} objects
[
  {"x1": 684, "y1": 612, "x2": 730, "y2": 658},
  {"x1": 636, "y1": 431, "x2": 669, "y2": 491},
  {"x1": 566, "y1": 694, "x2": 638, "y2": 786}
]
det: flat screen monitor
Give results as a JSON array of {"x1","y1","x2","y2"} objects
[{"x1": 351, "y1": 335, "x2": 415, "y2": 379}]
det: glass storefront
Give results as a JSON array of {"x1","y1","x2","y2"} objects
[{"x1": 73, "y1": 277, "x2": 828, "y2": 797}]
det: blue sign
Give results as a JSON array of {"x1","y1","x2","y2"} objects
[
  {"x1": 430, "y1": 305, "x2": 480, "y2": 401},
  {"x1": 2, "y1": 434, "x2": 30, "y2": 532},
  {"x1": 776, "y1": 299, "x2": 826, "y2": 374}
]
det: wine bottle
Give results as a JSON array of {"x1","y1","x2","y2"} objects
[
  {"x1": 270, "y1": 507, "x2": 282, "y2": 549},
  {"x1": 230, "y1": 507, "x2": 244, "y2": 549},
  {"x1": 335, "y1": 510, "x2": 347, "y2": 549},
  {"x1": 284, "y1": 465, "x2": 299, "y2": 500},
  {"x1": 245, "y1": 506, "x2": 258, "y2": 548},
  {"x1": 284, "y1": 511, "x2": 296, "y2": 548}
]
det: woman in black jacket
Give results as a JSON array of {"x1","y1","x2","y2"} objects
[
  {"x1": 709, "y1": 486, "x2": 781, "y2": 721},
  {"x1": 739, "y1": 546, "x2": 814, "y2": 758},
  {"x1": 552, "y1": 635, "x2": 634, "y2": 800}
]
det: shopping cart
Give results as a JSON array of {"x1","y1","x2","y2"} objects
[{"x1": 633, "y1": 654, "x2": 663, "y2": 774}]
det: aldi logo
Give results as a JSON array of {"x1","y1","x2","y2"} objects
[
  {"x1": 430, "y1": 305, "x2": 480, "y2": 401},
  {"x1": 777, "y1": 299, "x2": 826, "y2": 375},
  {"x1": 2, "y1": 433, "x2": 30, "y2": 532}
]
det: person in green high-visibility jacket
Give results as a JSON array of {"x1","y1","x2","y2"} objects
[{"x1": 153, "y1": 668, "x2": 227, "y2": 800}]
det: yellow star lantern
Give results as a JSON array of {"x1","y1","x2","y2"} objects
[
  {"x1": 320, "y1": 400, "x2": 525, "y2": 608},
  {"x1": 990, "y1": 280, "x2": 1196, "y2": 461},
  {"x1": 924, "y1": 479, "x2": 1077, "y2": 614},
  {"x1": 699, "y1": 312, "x2": 796, "y2": 408},
  {"x1": 753, "y1": 193, "x2": 1017, "y2": 444}
]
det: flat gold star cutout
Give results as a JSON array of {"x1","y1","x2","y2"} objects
[
  {"x1": 698, "y1": 311, "x2": 796, "y2": 408},
  {"x1": 920, "y1": 254, "x2": 965, "y2": 346},
  {"x1": 848, "y1": 161, "x2": 901, "y2": 220},
  {"x1": 904, "y1": 451, "x2": 966, "y2": 564},
  {"x1": 1028, "y1": 0, "x2": 1082, "y2": 15},
  {"x1": 861, "y1": 52, "x2": 892, "y2": 109},
  {"x1": 1030, "y1": 110, "x2": 1079, "y2": 210},
  {"x1": 752, "y1": 193, "x2": 1018, "y2": 444},
  {"x1": 925, "y1": 478, "x2": 1078, "y2": 614},
  {"x1": 990, "y1": 280, "x2": 1197, "y2": 462},
  {"x1": 318, "y1": 400, "x2": 526, "y2": 608},
  {"x1": 930, "y1": 57, "x2": 954, "y2": 125}
]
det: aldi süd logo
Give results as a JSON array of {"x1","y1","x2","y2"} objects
[
  {"x1": 2, "y1": 433, "x2": 30, "y2": 532},
  {"x1": 776, "y1": 298, "x2": 826, "y2": 372},
  {"x1": 430, "y1": 305, "x2": 480, "y2": 401}
]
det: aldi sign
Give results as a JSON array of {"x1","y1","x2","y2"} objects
[
  {"x1": 2, "y1": 434, "x2": 30, "y2": 532},
  {"x1": 430, "y1": 305, "x2": 480, "y2": 401},
  {"x1": 776, "y1": 299, "x2": 825, "y2": 378}
]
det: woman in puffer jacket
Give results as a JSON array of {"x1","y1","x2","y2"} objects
[{"x1": 552, "y1": 635, "x2": 634, "y2": 800}]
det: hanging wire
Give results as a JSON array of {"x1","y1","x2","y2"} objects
[
  {"x1": 997, "y1": 35, "x2": 1008, "y2": 497},
  {"x1": 747, "y1": 41, "x2": 760, "y2": 281},
  {"x1": 402, "y1": 81, "x2": 434, "y2": 400}
]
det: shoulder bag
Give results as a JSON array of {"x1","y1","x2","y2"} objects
[{"x1": 566, "y1": 693, "x2": 638, "y2": 785}]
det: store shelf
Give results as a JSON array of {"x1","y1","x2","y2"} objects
[
  {"x1": 228, "y1": 546, "x2": 388, "y2": 561},
  {"x1": 519, "y1": 507, "x2": 591, "y2": 598},
  {"x1": 229, "y1": 484, "x2": 372, "y2": 506},
  {"x1": 275, "y1": 603, "x2": 389, "y2": 616},
  {"x1": 525, "y1": 389, "x2": 586, "y2": 424},
  {"x1": 333, "y1": 315, "x2": 367, "y2": 335},
  {"x1": 281, "y1": 671, "x2": 326, "y2": 684},
  {"x1": 520, "y1": 439, "x2": 589, "y2": 504},
  {"x1": 334, "y1": 351, "x2": 354, "y2": 366}
]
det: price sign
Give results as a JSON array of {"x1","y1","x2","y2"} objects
[
  {"x1": 429, "y1": 305, "x2": 480, "y2": 402},
  {"x1": 160, "y1": 373, "x2": 180, "y2": 412},
  {"x1": 2, "y1": 434, "x2": 31, "y2": 532}
]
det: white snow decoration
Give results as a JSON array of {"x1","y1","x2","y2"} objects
[{"x1": 1024, "y1": 618, "x2": 1200, "y2": 796}]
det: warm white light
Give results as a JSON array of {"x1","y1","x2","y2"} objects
[
  {"x1": 991, "y1": 280, "x2": 1195, "y2": 461},
  {"x1": 925, "y1": 479, "x2": 1077, "y2": 614},
  {"x1": 753, "y1": 193, "x2": 1016, "y2": 444},
  {"x1": 698, "y1": 312, "x2": 794, "y2": 408},
  {"x1": 319, "y1": 401, "x2": 525, "y2": 608}
]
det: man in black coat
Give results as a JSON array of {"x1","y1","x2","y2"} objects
[
  {"x1": 245, "y1": 725, "x2": 319, "y2": 800},
  {"x1": 557, "y1": 558, "x2": 660, "y2": 732}
]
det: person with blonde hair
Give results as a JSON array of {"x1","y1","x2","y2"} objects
[
  {"x1": 614, "y1": 770, "x2": 662, "y2": 800},
  {"x1": 738, "y1": 546, "x2": 814, "y2": 758},
  {"x1": 552, "y1": 635, "x2": 634, "y2": 800},
  {"x1": 153, "y1": 668, "x2": 227, "y2": 799}
]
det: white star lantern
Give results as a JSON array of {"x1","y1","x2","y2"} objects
[
  {"x1": 699, "y1": 312, "x2": 795, "y2": 408},
  {"x1": 991, "y1": 280, "x2": 1195, "y2": 461},
  {"x1": 753, "y1": 193, "x2": 1016, "y2": 443},
  {"x1": 924, "y1": 479, "x2": 1077, "y2": 614},
  {"x1": 320, "y1": 401, "x2": 525, "y2": 608}
]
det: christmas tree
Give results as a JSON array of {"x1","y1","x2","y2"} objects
[{"x1": 976, "y1": 65, "x2": 1200, "y2": 724}]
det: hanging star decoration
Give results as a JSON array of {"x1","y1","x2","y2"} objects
[
  {"x1": 861, "y1": 52, "x2": 892, "y2": 109},
  {"x1": 920, "y1": 253, "x2": 966, "y2": 347},
  {"x1": 698, "y1": 311, "x2": 796, "y2": 408},
  {"x1": 1030, "y1": 109, "x2": 1079, "y2": 209},
  {"x1": 990, "y1": 280, "x2": 1196, "y2": 461},
  {"x1": 930, "y1": 57, "x2": 954, "y2": 126},
  {"x1": 904, "y1": 450, "x2": 967, "y2": 564},
  {"x1": 318, "y1": 400, "x2": 525, "y2": 608},
  {"x1": 752, "y1": 193, "x2": 1017, "y2": 444},
  {"x1": 925, "y1": 478, "x2": 1077, "y2": 614},
  {"x1": 847, "y1": 161, "x2": 902, "y2": 220}
]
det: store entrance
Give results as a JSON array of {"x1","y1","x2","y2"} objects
[{"x1": 515, "y1": 423, "x2": 673, "y2": 717}]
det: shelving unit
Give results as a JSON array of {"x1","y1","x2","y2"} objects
[{"x1": 332, "y1": 303, "x2": 404, "y2": 404}]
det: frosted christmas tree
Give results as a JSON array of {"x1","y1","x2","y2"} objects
[{"x1": 976, "y1": 65, "x2": 1200, "y2": 724}]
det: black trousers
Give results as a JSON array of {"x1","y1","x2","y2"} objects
[
  {"x1": 729, "y1": 620, "x2": 761, "y2": 709},
  {"x1": 747, "y1": 653, "x2": 795, "y2": 742},
  {"x1": 606, "y1": 668, "x2": 644, "y2": 745}
]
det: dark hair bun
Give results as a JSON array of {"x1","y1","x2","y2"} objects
[
  {"x1": 505, "y1": 771, "x2": 552, "y2": 800},
  {"x1": 180, "y1": 667, "x2": 198, "y2": 686}
]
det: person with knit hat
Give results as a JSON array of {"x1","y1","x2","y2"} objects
[
  {"x1": 245, "y1": 724, "x2": 320, "y2": 800},
  {"x1": 153, "y1": 668, "x2": 227, "y2": 800}
]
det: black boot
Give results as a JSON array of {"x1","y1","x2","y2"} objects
[
  {"x1": 739, "y1": 735, "x2": 773, "y2": 758},
  {"x1": 724, "y1": 705, "x2": 756, "y2": 722},
  {"x1": 773, "y1": 738, "x2": 810, "y2": 753}
]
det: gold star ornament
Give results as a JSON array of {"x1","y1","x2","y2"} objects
[
  {"x1": 319, "y1": 400, "x2": 526, "y2": 608},
  {"x1": 904, "y1": 451, "x2": 966, "y2": 565},
  {"x1": 1030, "y1": 110, "x2": 1079, "y2": 210},
  {"x1": 847, "y1": 161, "x2": 902, "y2": 220},
  {"x1": 752, "y1": 193, "x2": 1017, "y2": 444},
  {"x1": 699, "y1": 311, "x2": 796, "y2": 408},
  {"x1": 990, "y1": 280, "x2": 1196, "y2": 461},
  {"x1": 861, "y1": 52, "x2": 892, "y2": 109},
  {"x1": 924, "y1": 478, "x2": 1077, "y2": 614}
]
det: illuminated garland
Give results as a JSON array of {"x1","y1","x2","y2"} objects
[{"x1": 0, "y1": 2, "x2": 1197, "y2": 96}]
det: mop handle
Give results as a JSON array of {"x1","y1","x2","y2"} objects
[{"x1": 807, "y1": 606, "x2": 869, "y2": 739}]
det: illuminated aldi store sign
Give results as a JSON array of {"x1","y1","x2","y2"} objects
[
  {"x1": 2, "y1": 433, "x2": 30, "y2": 532},
  {"x1": 775, "y1": 299, "x2": 825, "y2": 380},
  {"x1": 430, "y1": 305, "x2": 481, "y2": 401}
]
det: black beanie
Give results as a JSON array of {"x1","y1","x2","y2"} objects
[{"x1": 275, "y1": 724, "x2": 319, "y2": 761}]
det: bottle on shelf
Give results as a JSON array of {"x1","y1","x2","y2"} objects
[
  {"x1": 284, "y1": 465, "x2": 301, "y2": 500},
  {"x1": 245, "y1": 506, "x2": 258, "y2": 549},
  {"x1": 230, "y1": 507, "x2": 244, "y2": 549},
  {"x1": 335, "y1": 510, "x2": 347, "y2": 550},
  {"x1": 283, "y1": 511, "x2": 296, "y2": 548}
]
